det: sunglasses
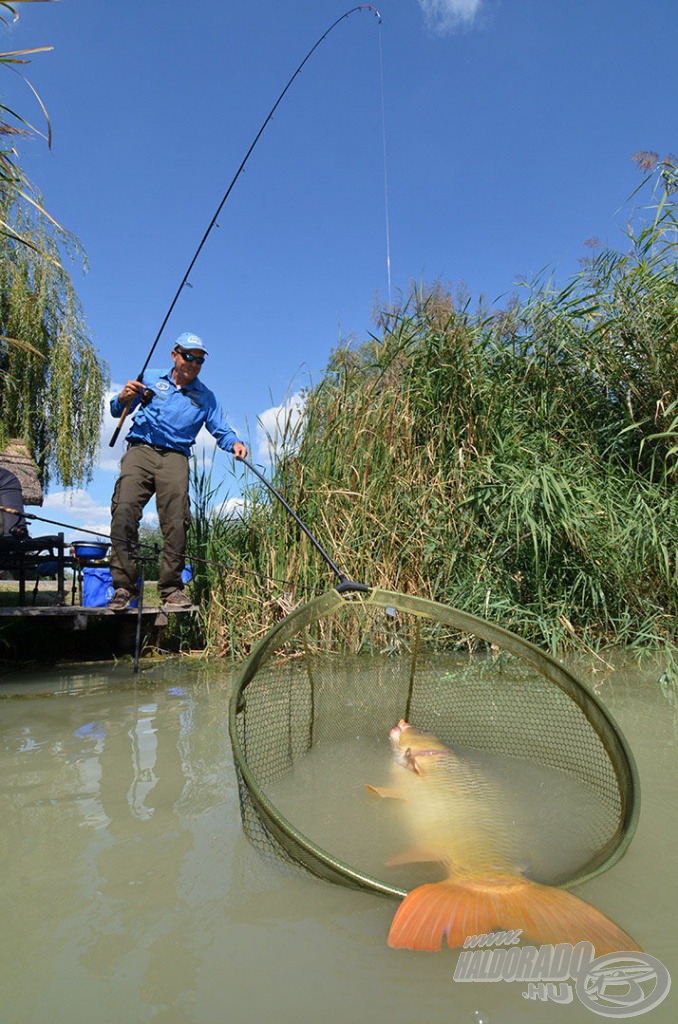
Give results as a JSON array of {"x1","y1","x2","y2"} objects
[{"x1": 176, "y1": 349, "x2": 205, "y2": 365}]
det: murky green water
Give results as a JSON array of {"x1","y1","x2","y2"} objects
[{"x1": 0, "y1": 656, "x2": 676, "y2": 1023}]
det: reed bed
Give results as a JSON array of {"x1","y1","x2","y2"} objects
[{"x1": 189, "y1": 166, "x2": 677, "y2": 660}]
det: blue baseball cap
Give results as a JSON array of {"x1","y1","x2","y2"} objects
[{"x1": 174, "y1": 332, "x2": 209, "y2": 355}]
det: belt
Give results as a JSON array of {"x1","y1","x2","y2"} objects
[{"x1": 127, "y1": 440, "x2": 186, "y2": 456}]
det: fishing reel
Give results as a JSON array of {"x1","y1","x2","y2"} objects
[{"x1": 139, "y1": 387, "x2": 155, "y2": 407}]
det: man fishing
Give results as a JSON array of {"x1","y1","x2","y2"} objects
[{"x1": 108, "y1": 332, "x2": 247, "y2": 610}]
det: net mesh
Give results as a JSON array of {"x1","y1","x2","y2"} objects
[{"x1": 229, "y1": 588, "x2": 639, "y2": 897}]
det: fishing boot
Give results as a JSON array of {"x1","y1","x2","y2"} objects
[
  {"x1": 108, "y1": 587, "x2": 136, "y2": 611},
  {"x1": 162, "y1": 589, "x2": 192, "y2": 610}
]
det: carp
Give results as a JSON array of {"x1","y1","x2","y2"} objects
[{"x1": 368, "y1": 720, "x2": 640, "y2": 954}]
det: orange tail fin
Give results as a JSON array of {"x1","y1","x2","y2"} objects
[{"x1": 388, "y1": 874, "x2": 641, "y2": 954}]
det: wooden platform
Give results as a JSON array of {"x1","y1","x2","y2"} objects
[{"x1": 0, "y1": 604, "x2": 197, "y2": 629}]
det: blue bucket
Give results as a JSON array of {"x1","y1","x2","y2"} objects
[
  {"x1": 83, "y1": 568, "x2": 115, "y2": 607},
  {"x1": 83, "y1": 568, "x2": 140, "y2": 608}
]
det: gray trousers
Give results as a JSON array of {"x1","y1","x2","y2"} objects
[{"x1": 110, "y1": 445, "x2": 190, "y2": 597}]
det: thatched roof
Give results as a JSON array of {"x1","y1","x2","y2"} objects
[{"x1": 0, "y1": 439, "x2": 42, "y2": 505}]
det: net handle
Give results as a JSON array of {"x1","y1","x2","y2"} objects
[{"x1": 238, "y1": 457, "x2": 367, "y2": 590}]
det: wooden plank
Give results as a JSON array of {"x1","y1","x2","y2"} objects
[{"x1": 0, "y1": 605, "x2": 197, "y2": 618}]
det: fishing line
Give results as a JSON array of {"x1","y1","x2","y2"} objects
[
  {"x1": 377, "y1": 22, "x2": 392, "y2": 304},
  {"x1": 109, "y1": 6, "x2": 383, "y2": 448}
]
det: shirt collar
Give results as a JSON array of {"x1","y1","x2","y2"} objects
[{"x1": 160, "y1": 367, "x2": 207, "y2": 394}]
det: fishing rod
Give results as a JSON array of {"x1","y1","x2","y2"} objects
[
  {"x1": 237, "y1": 457, "x2": 368, "y2": 593},
  {"x1": 109, "y1": 5, "x2": 382, "y2": 448},
  {"x1": 0, "y1": 503, "x2": 309, "y2": 592},
  {"x1": 3, "y1": 461, "x2": 359, "y2": 589},
  {"x1": 1, "y1": 504, "x2": 110, "y2": 543}
]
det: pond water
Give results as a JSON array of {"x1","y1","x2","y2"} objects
[
  {"x1": 0, "y1": 655, "x2": 676, "y2": 1024},
  {"x1": 265, "y1": 735, "x2": 613, "y2": 891}
]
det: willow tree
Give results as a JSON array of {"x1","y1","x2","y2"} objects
[
  {"x1": 0, "y1": 0, "x2": 108, "y2": 489},
  {"x1": 1, "y1": 0, "x2": 56, "y2": 248},
  {"x1": 0, "y1": 193, "x2": 109, "y2": 488}
]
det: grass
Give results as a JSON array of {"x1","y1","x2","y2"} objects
[{"x1": 186, "y1": 163, "x2": 677, "y2": 661}]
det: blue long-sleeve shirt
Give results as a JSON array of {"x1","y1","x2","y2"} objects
[{"x1": 110, "y1": 367, "x2": 243, "y2": 457}]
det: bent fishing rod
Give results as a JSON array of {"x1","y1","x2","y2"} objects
[
  {"x1": 0, "y1": 473, "x2": 359, "y2": 593},
  {"x1": 109, "y1": 5, "x2": 382, "y2": 448},
  {"x1": 0, "y1": 502, "x2": 304, "y2": 592},
  {"x1": 236, "y1": 457, "x2": 368, "y2": 593},
  {"x1": 1, "y1": 451, "x2": 368, "y2": 594}
]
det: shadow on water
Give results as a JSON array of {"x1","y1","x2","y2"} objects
[{"x1": 0, "y1": 655, "x2": 676, "y2": 1024}]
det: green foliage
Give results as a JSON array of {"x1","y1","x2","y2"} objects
[
  {"x1": 203, "y1": 165, "x2": 677, "y2": 658},
  {"x1": 0, "y1": 1, "x2": 108, "y2": 488},
  {"x1": 137, "y1": 521, "x2": 162, "y2": 580},
  {"x1": 0, "y1": 191, "x2": 109, "y2": 487},
  {"x1": 183, "y1": 454, "x2": 252, "y2": 655}
]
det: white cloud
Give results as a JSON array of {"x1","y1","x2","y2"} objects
[
  {"x1": 418, "y1": 0, "x2": 484, "y2": 34},
  {"x1": 256, "y1": 393, "x2": 306, "y2": 464},
  {"x1": 192, "y1": 424, "x2": 219, "y2": 466},
  {"x1": 96, "y1": 385, "x2": 128, "y2": 473},
  {"x1": 41, "y1": 490, "x2": 114, "y2": 542},
  {"x1": 213, "y1": 496, "x2": 245, "y2": 521},
  {"x1": 40, "y1": 489, "x2": 161, "y2": 544}
]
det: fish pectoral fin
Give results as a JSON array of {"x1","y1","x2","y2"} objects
[
  {"x1": 386, "y1": 847, "x2": 444, "y2": 866},
  {"x1": 365, "y1": 784, "x2": 404, "y2": 800}
]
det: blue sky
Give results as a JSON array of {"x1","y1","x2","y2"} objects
[{"x1": 4, "y1": 0, "x2": 677, "y2": 538}]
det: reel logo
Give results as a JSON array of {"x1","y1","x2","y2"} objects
[
  {"x1": 454, "y1": 934, "x2": 671, "y2": 1017},
  {"x1": 575, "y1": 952, "x2": 671, "y2": 1018}
]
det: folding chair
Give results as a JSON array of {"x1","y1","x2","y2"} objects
[{"x1": 0, "y1": 468, "x2": 67, "y2": 605}]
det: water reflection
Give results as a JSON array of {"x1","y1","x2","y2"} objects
[
  {"x1": 0, "y1": 674, "x2": 231, "y2": 1019},
  {"x1": 79, "y1": 695, "x2": 191, "y2": 1004},
  {"x1": 0, "y1": 660, "x2": 676, "y2": 1024}
]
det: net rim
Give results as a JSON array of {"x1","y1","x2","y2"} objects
[{"x1": 229, "y1": 586, "x2": 640, "y2": 895}]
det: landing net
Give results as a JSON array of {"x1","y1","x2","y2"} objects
[{"x1": 229, "y1": 587, "x2": 639, "y2": 897}]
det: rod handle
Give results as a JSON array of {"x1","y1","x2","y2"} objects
[{"x1": 109, "y1": 397, "x2": 134, "y2": 447}]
